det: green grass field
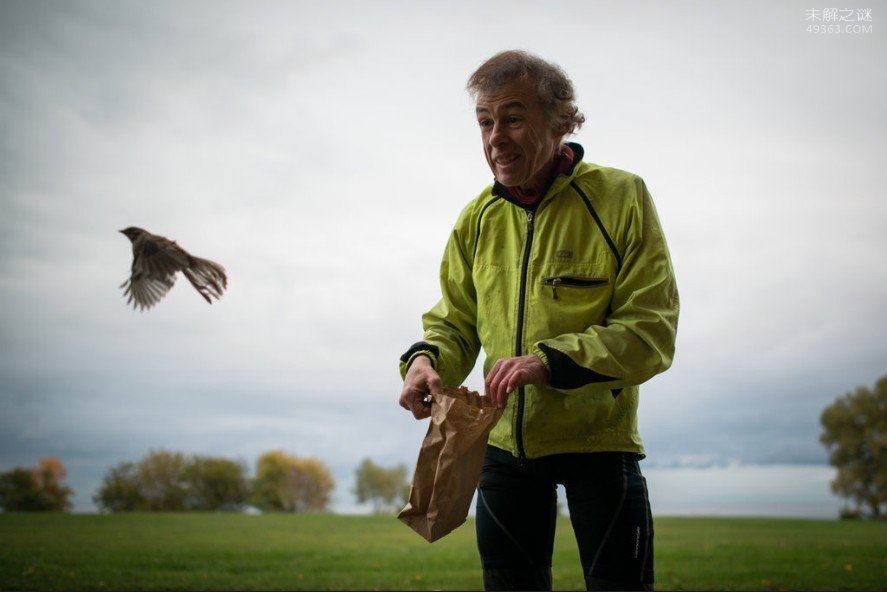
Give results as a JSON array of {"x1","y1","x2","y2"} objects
[{"x1": 1, "y1": 513, "x2": 885, "y2": 590}]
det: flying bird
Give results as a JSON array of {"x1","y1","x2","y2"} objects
[{"x1": 119, "y1": 227, "x2": 227, "y2": 310}]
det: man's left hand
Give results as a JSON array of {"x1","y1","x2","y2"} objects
[{"x1": 485, "y1": 355, "x2": 549, "y2": 408}]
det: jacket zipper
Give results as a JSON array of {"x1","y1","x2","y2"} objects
[
  {"x1": 542, "y1": 276, "x2": 609, "y2": 300},
  {"x1": 514, "y1": 210, "x2": 534, "y2": 462}
]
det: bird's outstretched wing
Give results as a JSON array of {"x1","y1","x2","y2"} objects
[
  {"x1": 121, "y1": 236, "x2": 191, "y2": 310},
  {"x1": 120, "y1": 273, "x2": 176, "y2": 310}
]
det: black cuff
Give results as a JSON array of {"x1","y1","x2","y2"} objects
[
  {"x1": 537, "y1": 342, "x2": 618, "y2": 389},
  {"x1": 400, "y1": 341, "x2": 440, "y2": 365}
]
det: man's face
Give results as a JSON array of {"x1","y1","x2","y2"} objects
[{"x1": 475, "y1": 79, "x2": 563, "y2": 194}]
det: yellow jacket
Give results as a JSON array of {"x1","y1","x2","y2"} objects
[{"x1": 400, "y1": 144, "x2": 679, "y2": 459}]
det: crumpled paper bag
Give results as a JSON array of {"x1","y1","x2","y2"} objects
[{"x1": 398, "y1": 385, "x2": 503, "y2": 542}]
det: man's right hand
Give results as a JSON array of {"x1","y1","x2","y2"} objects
[{"x1": 399, "y1": 355, "x2": 442, "y2": 420}]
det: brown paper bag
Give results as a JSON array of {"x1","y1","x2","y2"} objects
[{"x1": 398, "y1": 385, "x2": 504, "y2": 542}]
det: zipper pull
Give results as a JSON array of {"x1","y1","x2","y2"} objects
[
  {"x1": 551, "y1": 277, "x2": 560, "y2": 300},
  {"x1": 527, "y1": 211, "x2": 534, "y2": 227}
]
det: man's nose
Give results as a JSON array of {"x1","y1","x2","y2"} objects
[{"x1": 489, "y1": 121, "x2": 507, "y2": 146}]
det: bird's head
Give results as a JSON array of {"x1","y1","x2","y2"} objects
[{"x1": 119, "y1": 227, "x2": 146, "y2": 242}]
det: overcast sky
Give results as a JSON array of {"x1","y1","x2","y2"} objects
[{"x1": 1, "y1": 1, "x2": 885, "y2": 518}]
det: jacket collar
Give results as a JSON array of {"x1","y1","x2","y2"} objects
[{"x1": 492, "y1": 142, "x2": 585, "y2": 211}]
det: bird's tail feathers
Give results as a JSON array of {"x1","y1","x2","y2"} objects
[{"x1": 183, "y1": 257, "x2": 227, "y2": 304}]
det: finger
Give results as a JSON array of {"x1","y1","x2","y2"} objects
[
  {"x1": 400, "y1": 387, "x2": 424, "y2": 412},
  {"x1": 426, "y1": 372, "x2": 443, "y2": 396},
  {"x1": 399, "y1": 390, "x2": 417, "y2": 410},
  {"x1": 484, "y1": 360, "x2": 504, "y2": 400},
  {"x1": 410, "y1": 401, "x2": 431, "y2": 420},
  {"x1": 504, "y1": 366, "x2": 528, "y2": 395},
  {"x1": 489, "y1": 371, "x2": 510, "y2": 407}
]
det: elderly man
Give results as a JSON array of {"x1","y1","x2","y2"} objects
[{"x1": 399, "y1": 50, "x2": 679, "y2": 591}]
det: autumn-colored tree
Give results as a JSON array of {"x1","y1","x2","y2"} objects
[
  {"x1": 353, "y1": 458, "x2": 409, "y2": 514},
  {"x1": 0, "y1": 457, "x2": 73, "y2": 511},
  {"x1": 250, "y1": 450, "x2": 335, "y2": 512},
  {"x1": 820, "y1": 374, "x2": 887, "y2": 519},
  {"x1": 32, "y1": 457, "x2": 74, "y2": 511}
]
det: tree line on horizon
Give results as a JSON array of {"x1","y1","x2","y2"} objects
[
  {"x1": 0, "y1": 450, "x2": 410, "y2": 515},
  {"x1": 2, "y1": 374, "x2": 885, "y2": 518},
  {"x1": 94, "y1": 449, "x2": 337, "y2": 513}
]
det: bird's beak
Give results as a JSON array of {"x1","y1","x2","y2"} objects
[{"x1": 118, "y1": 229, "x2": 126, "y2": 234}]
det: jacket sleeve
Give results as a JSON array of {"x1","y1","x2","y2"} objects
[
  {"x1": 399, "y1": 210, "x2": 482, "y2": 388},
  {"x1": 532, "y1": 178, "x2": 679, "y2": 392}
]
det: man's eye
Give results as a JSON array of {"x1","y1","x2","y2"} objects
[
  {"x1": 508, "y1": 116, "x2": 522, "y2": 125},
  {"x1": 479, "y1": 119, "x2": 493, "y2": 129}
]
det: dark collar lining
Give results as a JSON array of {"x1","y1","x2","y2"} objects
[{"x1": 492, "y1": 142, "x2": 585, "y2": 211}]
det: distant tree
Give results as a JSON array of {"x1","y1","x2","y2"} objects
[
  {"x1": 250, "y1": 450, "x2": 335, "y2": 513},
  {"x1": 32, "y1": 457, "x2": 74, "y2": 511},
  {"x1": 0, "y1": 457, "x2": 73, "y2": 512},
  {"x1": 94, "y1": 461, "x2": 144, "y2": 512},
  {"x1": 353, "y1": 458, "x2": 409, "y2": 513},
  {"x1": 95, "y1": 451, "x2": 249, "y2": 512},
  {"x1": 0, "y1": 468, "x2": 43, "y2": 511},
  {"x1": 136, "y1": 450, "x2": 189, "y2": 511},
  {"x1": 184, "y1": 456, "x2": 249, "y2": 511},
  {"x1": 820, "y1": 375, "x2": 887, "y2": 519}
]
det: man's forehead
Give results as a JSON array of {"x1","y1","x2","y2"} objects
[
  {"x1": 475, "y1": 79, "x2": 537, "y2": 113},
  {"x1": 475, "y1": 99, "x2": 528, "y2": 113}
]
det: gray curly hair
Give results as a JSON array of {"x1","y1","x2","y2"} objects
[{"x1": 466, "y1": 50, "x2": 585, "y2": 135}]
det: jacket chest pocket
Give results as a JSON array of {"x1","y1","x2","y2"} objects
[{"x1": 542, "y1": 275, "x2": 609, "y2": 300}]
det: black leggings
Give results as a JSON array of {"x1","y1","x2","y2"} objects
[{"x1": 476, "y1": 445, "x2": 654, "y2": 591}]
